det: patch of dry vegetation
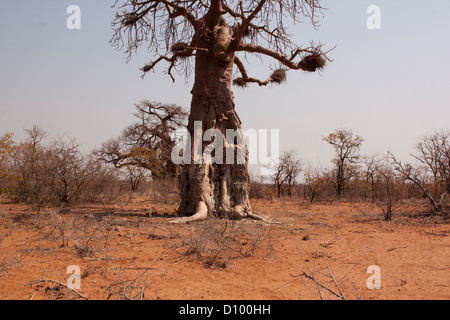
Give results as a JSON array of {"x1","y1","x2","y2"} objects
[{"x1": 182, "y1": 219, "x2": 274, "y2": 269}]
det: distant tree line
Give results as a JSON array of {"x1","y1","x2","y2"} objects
[
  {"x1": 0, "y1": 101, "x2": 187, "y2": 212},
  {"x1": 0, "y1": 126, "x2": 119, "y2": 212},
  {"x1": 251, "y1": 128, "x2": 450, "y2": 219},
  {"x1": 1, "y1": 103, "x2": 448, "y2": 219}
]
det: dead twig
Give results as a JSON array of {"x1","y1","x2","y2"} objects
[
  {"x1": 290, "y1": 271, "x2": 344, "y2": 300},
  {"x1": 27, "y1": 279, "x2": 89, "y2": 300},
  {"x1": 287, "y1": 245, "x2": 360, "y2": 300}
]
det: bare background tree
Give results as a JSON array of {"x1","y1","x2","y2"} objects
[
  {"x1": 12, "y1": 126, "x2": 53, "y2": 212},
  {"x1": 97, "y1": 100, "x2": 188, "y2": 186},
  {"x1": 361, "y1": 154, "x2": 379, "y2": 203},
  {"x1": 271, "y1": 150, "x2": 303, "y2": 198},
  {"x1": 303, "y1": 162, "x2": 331, "y2": 203},
  {"x1": 323, "y1": 128, "x2": 363, "y2": 199},
  {"x1": 111, "y1": 0, "x2": 330, "y2": 221},
  {"x1": 2, "y1": 126, "x2": 120, "y2": 211},
  {"x1": 373, "y1": 155, "x2": 399, "y2": 220},
  {"x1": 49, "y1": 136, "x2": 89, "y2": 204},
  {"x1": 1, "y1": 122, "x2": 447, "y2": 221},
  {"x1": 0, "y1": 132, "x2": 16, "y2": 195},
  {"x1": 390, "y1": 129, "x2": 450, "y2": 214}
]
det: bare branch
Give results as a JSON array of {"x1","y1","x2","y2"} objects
[
  {"x1": 28, "y1": 279, "x2": 90, "y2": 300},
  {"x1": 238, "y1": 41, "x2": 328, "y2": 72},
  {"x1": 112, "y1": 1, "x2": 331, "y2": 83},
  {"x1": 111, "y1": 0, "x2": 201, "y2": 63}
]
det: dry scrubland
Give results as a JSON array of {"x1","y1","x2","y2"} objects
[{"x1": 0, "y1": 194, "x2": 449, "y2": 300}]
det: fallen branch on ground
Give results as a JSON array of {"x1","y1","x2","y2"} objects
[{"x1": 27, "y1": 279, "x2": 89, "y2": 300}]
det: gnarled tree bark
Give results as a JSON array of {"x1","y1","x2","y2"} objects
[{"x1": 175, "y1": 12, "x2": 257, "y2": 221}]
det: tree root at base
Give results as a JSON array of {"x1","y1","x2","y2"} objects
[{"x1": 169, "y1": 201, "x2": 267, "y2": 223}]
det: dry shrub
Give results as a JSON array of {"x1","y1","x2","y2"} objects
[
  {"x1": 27, "y1": 279, "x2": 89, "y2": 300},
  {"x1": 72, "y1": 215, "x2": 109, "y2": 258},
  {"x1": 105, "y1": 266, "x2": 153, "y2": 300},
  {"x1": 183, "y1": 219, "x2": 273, "y2": 269},
  {"x1": 10, "y1": 129, "x2": 122, "y2": 209},
  {"x1": 0, "y1": 209, "x2": 31, "y2": 272},
  {"x1": 0, "y1": 209, "x2": 9, "y2": 244},
  {"x1": 288, "y1": 247, "x2": 362, "y2": 300},
  {"x1": 145, "y1": 178, "x2": 180, "y2": 205},
  {"x1": 31, "y1": 211, "x2": 112, "y2": 258},
  {"x1": 0, "y1": 209, "x2": 11, "y2": 272},
  {"x1": 250, "y1": 178, "x2": 274, "y2": 199},
  {"x1": 32, "y1": 211, "x2": 78, "y2": 248},
  {"x1": 0, "y1": 248, "x2": 29, "y2": 273},
  {"x1": 78, "y1": 159, "x2": 121, "y2": 204}
]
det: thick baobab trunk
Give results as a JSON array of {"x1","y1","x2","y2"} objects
[{"x1": 176, "y1": 19, "x2": 257, "y2": 222}]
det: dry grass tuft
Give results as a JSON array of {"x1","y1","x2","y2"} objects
[{"x1": 183, "y1": 219, "x2": 273, "y2": 269}]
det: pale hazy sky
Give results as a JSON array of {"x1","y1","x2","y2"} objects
[{"x1": 1, "y1": 0, "x2": 449, "y2": 170}]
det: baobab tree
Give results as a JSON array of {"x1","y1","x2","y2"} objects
[
  {"x1": 97, "y1": 100, "x2": 188, "y2": 184},
  {"x1": 112, "y1": 0, "x2": 330, "y2": 221}
]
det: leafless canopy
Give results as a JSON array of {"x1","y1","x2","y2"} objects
[
  {"x1": 271, "y1": 150, "x2": 303, "y2": 197},
  {"x1": 111, "y1": 0, "x2": 331, "y2": 84},
  {"x1": 323, "y1": 128, "x2": 364, "y2": 197},
  {"x1": 389, "y1": 130, "x2": 450, "y2": 213}
]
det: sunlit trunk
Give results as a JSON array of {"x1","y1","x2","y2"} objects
[{"x1": 177, "y1": 22, "x2": 253, "y2": 220}]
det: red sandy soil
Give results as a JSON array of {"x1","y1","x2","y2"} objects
[{"x1": 0, "y1": 195, "x2": 449, "y2": 300}]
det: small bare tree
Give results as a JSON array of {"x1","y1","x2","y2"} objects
[
  {"x1": 9, "y1": 127, "x2": 117, "y2": 207},
  {"x1": 323, "y1": 128, "x2": 363, "y2": 198},
  {"x1": 249, "y1": 173, "x2": 266, "y2": 199},
  {"x1": 11, "y1": 126, "x2": 54, "y2": 212},
  {"x1": 361, "y1": 154, "x2": 379, "y2": 202},
  {"x1": 374, "y1": 156, "x2": 399, "y2": 220},
  {"x1": 25, "y1": 125, "x2": 46, "y2": 150},
  {"x1": 49, "y1": 136, "x2": 89, "y2": 204},
  {"x1": 303, "y1": 162, "x2": 330, "y2": 203},
  {"x1": 80, "y1": 155, "x2": 120, "y2": 203},
  {"x1": 271, "y1": 150, "x2": 303, "y2": 198}
]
